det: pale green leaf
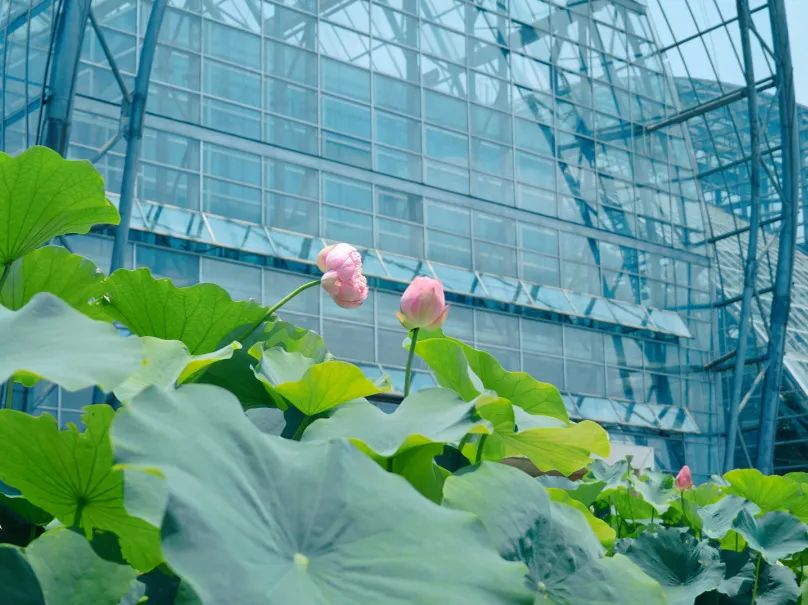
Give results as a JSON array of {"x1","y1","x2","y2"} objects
[
  {"x1": 732, "y1": 510, "x2": 808, "y2": 563},
  {"x1": 112, "y1": 384, "x2": 532, "y2": 605},
  {"x1": 0, "y1": 293, "x2": 144, "y2": 392}
]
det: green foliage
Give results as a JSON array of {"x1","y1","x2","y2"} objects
[
  {"x1": 0, "y1": 406, "x2": 160, "y2": 571},
  {"x1": 2, "y1": 145, "x2": 807, "y2": 605},
  {"x1": 97, "y1": 268, "x2": 268, "y2": 354},
  {"x1": 0, "y1": 146, "x2": 118, "y2": 266},
  {"x1": 112, "y1": 384, "x2": 532, "y2": 605},
  {"x1": 0, "y1": 293, "x2": 144, "y2": 391}
]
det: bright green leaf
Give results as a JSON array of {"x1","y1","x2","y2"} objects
[
  {"x1": 0, "y1": 146, "x2": 119, "y2": 266},
  {"x1": 547, "y1": 487, "x2": 616, "y2": 548},
  {"x1": 0, "y1": 405, "x2": 160, "y2": 571},
  {"x1": 724, "y1": 469, "x2": 802, "y2": 513},
  {"x1": 416, "y1": 336, "x2": 568, "y2": 420},
  {"x1": 255, "y1": 349, "x2": 385, "y2": 416},
  {"x1": 483, "y1": 419, "x2": 611, "y2": 476},
  {"x1": 97, "y1": 268, "x2": 268, "y2": 354},
  {"x1": 0, "y1": 293, "x2": 144, "y2": 392},
  {"x1": 631, "y1": 471, "x2": 677, "y2": 514},
  {"x1": 112, "y1": 384, "x2": 532, "y2": 605},
  {"x1": 443, "y1": 462, "x2": 666, "y2": 605},
  {"x1": 0, "y1": 246, "x2": 104, "y2": 313},
  {"x1": 732, "y1": 510, "x2": 808, "y2": 563},
  {"x1": 1, "y1": 527, "x2": 137, "y2": 605},
  {"x1": 618, "y1": 527, "x2": 725, "y2": 605}
]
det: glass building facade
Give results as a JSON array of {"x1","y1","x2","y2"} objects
[{"x1": 7, "y1": 0, "x2": 801, "y2": 477}]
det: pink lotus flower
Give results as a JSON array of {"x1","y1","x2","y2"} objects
[
  {"x1": 675, "y1": 465, "x2": 693, "y2": 490},
  {"x1": 397, "y1": 276, "x2": 449, "y2": 330},
  {"x1": 317, "y1": 243, "x2": 368, "y2": 308}
]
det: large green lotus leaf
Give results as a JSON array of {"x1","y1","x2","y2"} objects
[
  {"x1": 0, "y1": 405, "x2": 160, "y2": 571},
  {"x1": 547, "y1": 487, "x2": 616, "y2": 548},
  {"x1": 697, "y1": 495, "x2": 760, "y2": 540},
  {"x1": 732, "y1": 510, "x2": 808, "y2": 563},
  {"x1": 254, "y1": 348, "x2": 385, "y2": 415},
  {"x1": 416, "y1": 336, "x2": 569, "y2": 420},
  {"x1": 723, "y1": 469, "x2": 802, "y2": 513},
  {"x1": 618, "y1": 528, "x2": 725, "y2": 605},
  {"x1": 0, "y1": 293, "x2": 144, "y2": 391},
  {"x1": 0, "y1": 246, "x2": 104, "y2": 313},
  {"x1": 389, "y1": 442, "x2": 451, "y2": 504},
  {"x1": 483, "y1": 419, "x2": 611, "y2": 476},
  {"x1": 97, "y1": 268, "x2": 268, "y2": 354},
  {"x1": 589, "y1": 458, "x2": 633, "y2": 490},
  {"x1": 443, "y1": 462, "x2": 666, "y2": 605},
  {"x1": 113, "y1": 336, "x2": 240, "y2": 402},
  {"x1": 303, "y1": 388, "x2": 484, "y2": 457},
  {"x1": 699, "y1": 549, "x2": 802, "y2": 605},
  {"x1": 111, "y1": 384, "x2": 532, "y2": 605},
  {"x1": 631, "y1": 471, "x2": 677, "y2": 514},
  {"x1": 0, "y1": 527, "x2": 137, "y2": 605},
  {"x1": 248, "y1": 319, "x2": 330, "y2": 362},
  {"x1": 0, "y1": 146, "x2": 119, "y2": 266}
]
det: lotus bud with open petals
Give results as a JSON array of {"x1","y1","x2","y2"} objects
[
  {"x1": 397, "y1": 276, "x2": 449, "y2": 330},
  {"x1": 317, "y1": 243, "x2": 368, "y2": 308}
]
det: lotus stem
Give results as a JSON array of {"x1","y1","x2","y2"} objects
[
  {"x1": 291, "y1": 416, "x2": 312, "y2": 441},
  {"x1": 750, "y1": 552, "x2": 762, "y2": 604},
  {"x1": 403, "y1": 327, "x2": 420, "y2": 398},
  {"x1": 237, "y1": 279, "x2": 320, "y2": 345},
  {"x1": 475, "y1": 434, "x2": 488, "y2": 465}
]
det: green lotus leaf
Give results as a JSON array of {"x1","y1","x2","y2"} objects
[
  {"x1": 618, "y1": 527, "x2": 725, "y2": 605},
  {"x1": 248, "y1": 318, "x2": 330, "y2": 362},
  {"x1": 724, "y1": 469, "x2": 802, "y2": 513},
  {"x1": 0, "y1": 527, "x2": 137, "y2": 605},
  {"x1": 482, "y1": 419, "x2": 611, "y2": 476},
  {"x1": 732, "y1": 509, "x2": 808, "y2": 563},
  {"x1": 703, "y1": 549, "x2": 801, "y2": 605},
  {"x1": 416, "y1": 336, "x2": 568, "y2": 421},
  {"x1": 0, "y1": 246, "x2": 104, "y2": 314},
  {"x1": 589, "y1": 459, "x2": 633, "y2": 490},
  {"x1": 113, "y1": 336, "x2": 240, "y2": 402},
  {"x1": 547, "y1": 487, "x2": 616, "y2": 548},
  {"x1": 97, "y1": 268, "x2": 268, "y2": 354},
  {"x1": 303, "y1": 388, "x2": 484, "y2": 457},
  {"x1": 0, "y1": 146, "x2": 119, "y2": 266},
  {"x1": 0, "y1": 405, "x2": 160, "y2": 571},
  {"x1": 245, "y1": 406, "x2": 287, "y2": 435},
  {"x1": 111, "y1": 384, "x2": 532, "y2": 605},
  {"x1": 254, "y1": 348, "x2": 385, "y2": 415},
  {"x1": 609, "y1": 485, "x2": 657, "y2": 522},
  {"x1": 0, "y1": 483, "x2": 52, "y2": 527},
  {"x1": 443, "y1": 462, "x2": 666, "y2": 605},
  {"x1": 0, "y1": 293, "x2": 144, "y2": 392},
  {"x1": 697, "y1": 495, "x2": 760, "y2": 540},
  {"x1": 631, "y1": 471, "x2": 677, "y2": 514}
]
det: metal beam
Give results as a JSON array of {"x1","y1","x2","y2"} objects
[
  {"x1": 644, "y1": 76, "x2": 775, "y2": 133},
  {"x1": 757, "y1": 0, "x2": 800, "y2": 474},
  {"x1": 725, "y1": 0, "x2": 764, "y2": 472},
  {"x1": 693, "y1": 215, "x2": 781, "y2": 246},
  {"x1": 109, "y1": 0, "x2": 167, "y2": 272},
  {"x1": 40, "y1": 0, "x2": 91, "y2": 155},
  {"x1": 714, "y1": 286, "x2": 773, "y2": 308}
]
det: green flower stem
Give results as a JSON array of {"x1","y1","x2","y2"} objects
[
  {"x1": 475, "y1": 434, "x2": 488, "y2": 465},
  {"x1": 750, "y1": 551, "x2": 762, "y2": 605},
  {"x1": 292, "y1": 415, "x2": 312, "y2": 441},
  {"x1": 0, "y1": 263, "x2": 9, "y2": 293},
  {"x1": 403, "y1": 327, "x2": 420, "y2": 398},
  {"x1": 237, "y1": 279, "x2": 320, "y2": 345},
  {"x1": 3, "y1": 381, "x2": 13, "y2": 410}
]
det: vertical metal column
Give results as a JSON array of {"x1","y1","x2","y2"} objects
[
  {"x1": 724, "y1": 0, "x2": 762, "y2": 472},
  {"x1": 109, "y1": 0, "x2": 167, "y2": 272},
  {"x1": 756, "y1": 0, "x2": 800, "y2": 473},
  {"x1": 40, "y1": 0, "x2": 91, "y2": 154}
]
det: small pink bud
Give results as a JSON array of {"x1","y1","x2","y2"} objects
[
  {"x1": 317, "y1": 243, "x2": 368, "y2": 308},
  {"x1": 397, "y1": 276, "x2": 449, "y2": 330},
  {"x1": 675, "y1": 465, "x2": 693, "y2": 490}
]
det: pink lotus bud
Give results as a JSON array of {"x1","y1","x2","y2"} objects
[
  {"x1": 675, "y1": 465, "x2": 693, "y2": 490},
  {"x1": 317, "y1": 243, "x2": 368, "y2": 308},
  {"x1": 397, "y1": 276, "x2": 449, "y2": 330}
]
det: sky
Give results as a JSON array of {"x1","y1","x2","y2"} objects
[{"x1": 785, "y1": 0, "x2": 808, "y2": 106}]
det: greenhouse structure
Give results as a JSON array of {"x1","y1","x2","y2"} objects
[{"x1": 1, "y1": 0, "x2": 803, "y2": 480}]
